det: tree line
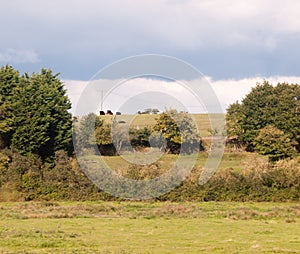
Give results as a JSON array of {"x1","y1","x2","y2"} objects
[
  {"x1": 0, "y1": 65, "x2": 300, "y2": 201},
  {"x1": 74, "y1": 109, "x2": 203, "y2": 156},
  {"x1": 2, "y1": 65, "x2": 299, "y2": 161}
]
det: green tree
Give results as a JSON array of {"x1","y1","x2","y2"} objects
[
  {"x1": 95, "y1": 118, "x2": 129, "y2": 151},
  {"x1": 5, "y1": 68, "x2": 72, "y2": 159},
  {"x1": 93, "y1": 117, "x2": 121, "y2": 155},
  {"x1": 271, "y1": 83, "x2": 300, "y2": 151},
  {"x1": 226, "y1": 81, "x2": 300, "y2": 151},
  {"x1": 75, "y1": 113, "x2": 103, "y2": 150},
  {"x1": 153, "y1": 110, "x2": 202, "y2": 154},
  {"x1": 130, "y1": 127, "x2": 152, "y2": 148},
  {"x1": 239, "y1": 81, "x2": 274, "y2": 146},
  {"x1": 225, "y1": 101, "x2": 244, "y2": 140},
  {"x1": 95, "y1": 123, "x2": 112, "y2": 146},
  {"x1": 0, "y1": 65, "x2": 20, "y2": 148},
  {"x1": 254, "y1": 125, "x2": 296, "y2": 162}
]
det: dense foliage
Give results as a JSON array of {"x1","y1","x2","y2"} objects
[
  {"x1": 0, "y1": 65, "x2": 72, "y2": 160},
  {"x1": 1, "y1": 149, "x2": 300, "y2": 202},
  {"x1": 153, "y1": 110, "x2": 203, "y2": 154},
  {"x1": 226, "y1": 81, "x2": 300, "y2": 160},
  {"x1": 254, "y1": 125, "x2": 296, "y2": 162},
  {"x1": 0, "y1": 65, "x2": 20, "y2": 148}
]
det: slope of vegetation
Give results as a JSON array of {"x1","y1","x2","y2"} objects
[{"x1": 99, "y1": 113, "x2": 216, "y2": 137}]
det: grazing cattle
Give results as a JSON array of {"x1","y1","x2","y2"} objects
[
  {"x1": 106, "y1": 110, "x2": 113, "y2": 115},
  {"x1": 116, "y1": 112, "x2": 121, "y2": 115},
  {"x1": 100, "y1": 111, "x2": 105, "y2": 115}
]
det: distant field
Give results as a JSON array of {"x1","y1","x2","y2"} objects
[
  {"x1": 101, "y1": 152, "x2": 248, "y2": 175},
  {"x1": 0, "y1": 201, "x2": 300, "y2": 253},
  {"x1": 99, "y1": 113, "x2": 224, "y2": 137}
]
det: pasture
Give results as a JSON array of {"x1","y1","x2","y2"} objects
[
  {"x1": 0, "y1": 202, "x2": 300, "y2": 253},
  {"x1": 99, "y1": 113, "x2": 222, "y2": 137}
]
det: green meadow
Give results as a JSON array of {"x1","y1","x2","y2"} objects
[
  {"x1": 0, "y1": 202, "x2": 300, "y2": 253},
  {"x1": 99, "y1": 113, "x2": 221, "y2": 137}
]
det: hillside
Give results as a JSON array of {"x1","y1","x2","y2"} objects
[{"x1": 99, "y1": 113, "x2": 225, "y2": 137}]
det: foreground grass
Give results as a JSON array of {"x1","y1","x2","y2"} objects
[{"x1": 0, "y1": 202, "x2": 300, "y2": 253}]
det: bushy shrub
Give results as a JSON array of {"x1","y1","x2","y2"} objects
[
  {"x1": 254, "y1": 125, "x2": 296, "y2": 161},
  {"x1": 129, "y1": 127, "x2": 152, "y2": 149},
  {"x1": 163, "y1": 154, "x2": 300, "y2": 202},
  {"x1": 153, "y1": 110, "x2": 203, "y2": 154},
  {"x1": 122, "y1": 162, "x2": 163, "y2": 180},
  {"x1": 1, "y1": 149, "x2": 300, "y2": 202},
  {"x1": 0, "y1": 149, "x2": 43, "y2": 201}
]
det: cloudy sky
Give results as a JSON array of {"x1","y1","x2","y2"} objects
[{"x1": 1, "y1": 0, "x2": 300, "y2": 113}]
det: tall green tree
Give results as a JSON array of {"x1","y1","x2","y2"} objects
[
  {"x1": 1, "y1": 68, "x2": 72, "y2": 159},
  {"x1": 239, "y1": 81, "x2": 274, "y2": 145},
  {"x1": 271, "y1": 83, "x2": 300, "y2": 151},
  {"x1": 0, "y1": 65, "x2": 20, "y2": 148},
  {"x1": 226, "y1": 81, "x2": 300, "y2": 152}
]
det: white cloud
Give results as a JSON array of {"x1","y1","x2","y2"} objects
[
  {"x1": 212, "y1": 76, "x2": 300, "y2": 111},
  {"x1": 64, "y1": 80, "x2": 88, "y2": 111},
  {"x1": 64, "y1": 78, "x2": 203, "y2": 115},
  {"x1": 65, "y1": 76, "x2": 300, "y2": 115},
  {"x1": 0, "y1": 48, "x2": 39, "y2": 64}
]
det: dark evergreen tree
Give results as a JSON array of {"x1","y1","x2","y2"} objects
[
  {"x1": 0, "y1": 65, "x2": 20, "y2": 148},
  {"x1": 0, "y1": 67, "x2": 72, "y2": 160}
]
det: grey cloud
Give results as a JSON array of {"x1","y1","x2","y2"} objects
[{"x1": 1, "y1": 0, "x2": 300, "y2": 79}]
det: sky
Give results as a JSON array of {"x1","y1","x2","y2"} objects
[{"x1": 1, "y1": 0, "x2": 300, "y2": 113}]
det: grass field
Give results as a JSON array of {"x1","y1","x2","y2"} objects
[
  {"x1": 99, "y1": 113, "x2": 222, "y2": 137},
  {"x1": 99, "y1": 152, "x2": 249, "y2": 176},
  {"x1": 0, "y1": 201, "x2": 300, "y2": 253}
]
